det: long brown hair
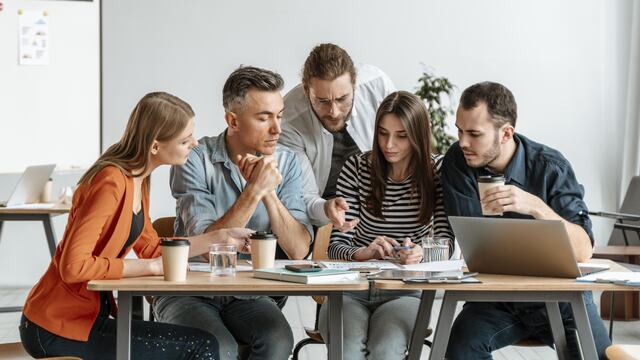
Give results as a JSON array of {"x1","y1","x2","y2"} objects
[
  {"x1": 79, "y1": 92, "x2": 194, "y2": 189},
  {"x1": 366, "y1": 91, "x2": 436, "y2": 224}
]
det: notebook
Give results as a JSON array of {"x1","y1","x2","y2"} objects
[{"x1": 253, "y1": 268, "x2": 360, "y2": 284}]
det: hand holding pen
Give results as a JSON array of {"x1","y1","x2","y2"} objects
[{"x1": 395, "y1": 237, "x2": 423, "y2": 265}]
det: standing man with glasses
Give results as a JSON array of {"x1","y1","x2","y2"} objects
[{"x1": 280, "y1": 43, "x2": 396, "y2": 230}]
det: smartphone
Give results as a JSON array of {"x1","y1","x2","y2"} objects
[{"x1": 284, "y1": 264, "x2": 323, "y2": 273}]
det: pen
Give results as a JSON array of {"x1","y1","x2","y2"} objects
[{"x1": 393, "y1": 245, "x2": 413, "y2": 251}]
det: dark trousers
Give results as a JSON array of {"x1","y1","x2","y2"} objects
[
  {"x1": 446, "y1": 291, "x2": 611, "y2": 359},
  {"x1": 20, "y1": 314, "x2": 220, "y2": 360}
]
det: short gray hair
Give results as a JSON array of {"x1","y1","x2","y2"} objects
[{"x1": 222, "y1": 66, "x2": 284, "y2": 112}]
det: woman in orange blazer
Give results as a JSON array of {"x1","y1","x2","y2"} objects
[{"x1": 20, "y1": 92, "x2": 251, "y2": 359}]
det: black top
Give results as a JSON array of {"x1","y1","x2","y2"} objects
[
  {"x1": 119, "y1": 210, "x2": 145, "y2": 257},
  {"x1": 441, "y1": 133, "x2": 593, "y2": 243},
  {"x1": 323, "y1": 127, "x2": 361, "y2": 199},
  {"x1": 100, "y1": 210, "x2": 145, "y2": 317}
]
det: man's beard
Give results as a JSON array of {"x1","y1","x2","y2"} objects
[
  {"x1": 464, "y1": 132, "x2": 501, "y2": 168},
  {"x1": 310, "y1": 101, "x2": 353, "y2": 133}
]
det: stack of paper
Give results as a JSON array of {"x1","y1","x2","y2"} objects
[{"x1": 577, "y1": 271, "x2": 640, "y2": 285}]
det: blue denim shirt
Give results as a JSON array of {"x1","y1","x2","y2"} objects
[
  {"x1": 169, "y1": 130, "x2": 313, "y2": 259},
  {"x1": 441, "y1": 133, "x2": 593, "y2": 243}
]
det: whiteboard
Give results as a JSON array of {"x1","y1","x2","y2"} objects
[{"x1": 0, "y1": 0, "x2": 100, "y2": 172}]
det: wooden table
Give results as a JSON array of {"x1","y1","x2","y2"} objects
[
  {"x1": 0, "y1": 204, "x2": 70, "y2": 313},
  {"x1": 594, "y1": 246, "x2": 640, "y2": 322},
  {"x1": 88, "y1": 270, "x2": 368, "y2": 360},
  {"x1": 374, "y1": 260, "x2": 634, "y2": 360}
]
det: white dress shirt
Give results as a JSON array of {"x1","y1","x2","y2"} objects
[{"x1": 280, "y1": 64, "x2": 396, "y2": 225}]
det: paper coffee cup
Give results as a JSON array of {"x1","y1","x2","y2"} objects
[
  {"x1": 160, "y1": 239, "x2": 190, "y2": 281},
  {"x1": 477, "y1": 175, "x2": 505, "y2": 216},
  {"x1": 250, "y1": 231, "x2": 277, "y2": 269}
]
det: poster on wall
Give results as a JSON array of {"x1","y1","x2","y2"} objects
[{"x1": 18, "y1": 9, "x2": 49, "y2": 66}]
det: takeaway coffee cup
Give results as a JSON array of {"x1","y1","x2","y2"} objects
[
  {"x1": 477, "y1": 175, "x2": 506, "y2": 216},
  {"x1": 250, "y1": 231, "x2": 277, "y2": 269},
  {"x1": 160, "y1": 239, "x2": 190, "y2": 281}
]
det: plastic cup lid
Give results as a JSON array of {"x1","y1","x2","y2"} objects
[
  {"x1": 249, "y1": 231, "x2": 277, "y2": 240},
  {"x1": 160, "y1": 239, "x2": 190, "y2": 246}
]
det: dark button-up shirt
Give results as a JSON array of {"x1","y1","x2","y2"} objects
[{"x1": 441, "y1": 133, "x2": 593, "y2": 243}]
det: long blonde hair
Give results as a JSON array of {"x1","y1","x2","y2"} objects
[{"x1": 79, "y1": 92, "x2": 194, "y2": 189}]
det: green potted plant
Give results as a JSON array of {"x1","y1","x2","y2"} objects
[{"x1": 415, "y1": 69, "x2": 457, "y2": 155}]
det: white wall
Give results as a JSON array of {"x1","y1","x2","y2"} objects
[
  {"x1": 1, "y1": 0, "x2": 633, "y2": 286},
  {"x1": 0, "y1": 0, "x2": 100, "y2": 172},
  {"x1": 0, "y1": 0, "x2": 100, "y2": 286},
  {"x1": 102, "y1": 0, "x2": 633, "y2": 239}
]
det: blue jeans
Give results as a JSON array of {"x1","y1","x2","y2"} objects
[
  {"x1": 153, "y1": 296, "x2": 293, "y2": 360},
  {"x1": 19, "y1": 314, "x2": 218, "y2": 359},
  {"x1": 446, "y1": 292, "x2": 611, "y2": 359},
  {"x1": 318, "y1": 288, "x2": 422, "y2": 360}
]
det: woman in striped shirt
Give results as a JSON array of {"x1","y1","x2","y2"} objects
[{"x1": 318, "y1": 91, "x2": 454, "y2": 360}]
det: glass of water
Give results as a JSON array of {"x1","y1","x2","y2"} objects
[
  {"x1": 421, "y1": 237, "x2": 450, "y2": 262},
  {"x1": 209, "y1": 245, "x2": 237, "y2": 277}
]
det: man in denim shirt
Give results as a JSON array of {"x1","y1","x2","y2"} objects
[
  {"x1": 442, "y1": 82, "x2": 610, "y2": 359},
  {"x1": 153, "y1": 66, "x2": 312, "y2": 360}
]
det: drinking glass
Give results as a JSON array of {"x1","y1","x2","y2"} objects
[
  {"x1": 209, "y1": 245, "x2": 237, "y2": 276},
  {"x1": 421, "y1": 237, "x2": 451, "y2": 262}
]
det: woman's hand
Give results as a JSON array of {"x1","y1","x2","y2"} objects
[
  {"x1": 150, "y1": 256, "x2": 164, "y2": 275},
  {"x1": 397, "y1": 237, "x2": 423, "y2": 265},
  {"x1": 221, "y1": 228, "x2": 253, "y2": 253},
  {"x1": 353, "y1": 236, "x2": 399, "y2": 261}
]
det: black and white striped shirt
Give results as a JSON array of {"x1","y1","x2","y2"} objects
[{"x1": 328, "y1": 152, "x2": 454, "y2": 260}]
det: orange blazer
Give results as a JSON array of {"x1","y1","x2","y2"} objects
[{"x1": 23, "y1": 166, "x2": 162, "y2": 341}]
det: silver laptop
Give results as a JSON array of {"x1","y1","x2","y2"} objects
[
  {"x1": 0, "y1": 164, "x2": 56, "y2": 207},
  {"x1": 449, "y1": 216, "x2": 605, "y2": 278}
]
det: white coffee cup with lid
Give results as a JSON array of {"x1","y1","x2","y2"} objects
[
  {"x1": 160, "y1": 239, "x2": 190, "y2": 281},
  {"x1": 249, "y1": 231, "x2": 277, "y2": 270},
  {"x1": 477, "y1": 175, "x2": 506, "y2": 216}
]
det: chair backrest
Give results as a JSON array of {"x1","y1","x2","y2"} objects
[
  {"x1": 610, "y1": 176, "x2": 640, "y2": 245},
  {"x1": 152, "y1": 216, "x2": 176, "y2": 238},
  {"x1": 312, "y1": 223, "x2": 332, "y2": 261},
  {"x1": 311, "y1": 223, "x2": 333, "y2": 305}
]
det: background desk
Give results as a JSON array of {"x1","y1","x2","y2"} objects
[
  {"x1": 375, "y1": 259, "x2": 632, "y2": 360},
  {"x1": 0, "y1": 204, "x2": 70, "y2": 313},
  {"x1": 88, "y1": 271, "x2": 368, "y2": 360}
]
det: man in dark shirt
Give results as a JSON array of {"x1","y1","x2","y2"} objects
[{"x1": 442, "y1": 82, "x2": 610, "y2": 359}]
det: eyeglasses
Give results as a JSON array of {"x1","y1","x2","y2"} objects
[{"x1": 309, "y1": 91, "x2": 354, "y2": 111}]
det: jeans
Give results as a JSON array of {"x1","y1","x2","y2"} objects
[
  {"x1": 19, "y1": 314, "x2": 218, "y2": 359},
  {"x1": 446, "y1": 292, "x2": 611, "y2": 359},
  {"x1": 318, "y1": 288, "x2": 422, "y2": 360},
  {"x1": 153, "y1": 296, "x2": 293, "y2": 360}
]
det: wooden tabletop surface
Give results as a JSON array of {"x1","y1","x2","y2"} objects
[
  {"x1": 88, "y1": 270, "x2": 369, "y2": 292},
  {"x1": 374, "y1": 259, "x2": 639, "y2": 291},
  {"x1": 594, "y1": 246, "x2": 640, "y2": 256},
  {"x1": 0, "y1": 204, "x2": 71, "y2": 215}
]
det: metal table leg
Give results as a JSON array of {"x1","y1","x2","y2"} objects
[
  {"x1": 408, "y1": 290, "x2": 436, "y2": 360},
  {"x1": 42, "y1": 215, "x2": 57, "y2": 257},
  {"x1": 428, "y1": 292, "x2": 459, "y2": 360},
  {"x1": 116, "y1": 291, "x2": 132, "y2": 360},
  {"x1": 569, "y1": 292, "x2": 598, "y2": 360},
  {"x1": 546, "y1": 302, "x2": 568, "y2": 360},
  {"x1": 327, "y1": 292, "x2": 343, "y2": 360}
]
